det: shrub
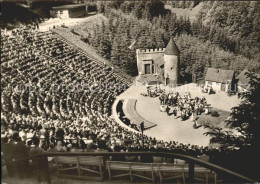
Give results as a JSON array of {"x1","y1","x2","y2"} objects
[{"x1": 211, "y1": 111, "x2": 220, "y2": 117}]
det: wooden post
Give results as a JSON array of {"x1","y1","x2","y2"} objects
[{"x1": 188, "y1": 162, "x2": 194, "y2": 184}]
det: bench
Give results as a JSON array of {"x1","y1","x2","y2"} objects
[
  {"x1": 107, "y1": 161, "x2": 155, "y2": 183},
  {"x1": 158, "y1": 164, "x2": 185, "y2": 184},
  {"x1": 54, "y1": 156, "x2": 104, "y2": 181},
  {"x1": 107, "y1": 161, "x2": 217, "y2": 184},
  {"x1": 183, "y1": 165, "x2": 217, "y2": 184}
]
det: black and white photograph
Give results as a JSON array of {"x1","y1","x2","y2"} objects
[{"x1": 1, "y1": 0, "x2": 259, "y2": 183}]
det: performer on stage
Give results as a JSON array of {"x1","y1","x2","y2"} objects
[
  {"x1": 166, "y1": 105, "x2": 170, "y2": 116},
  {"x1": 173, "y1": 108, "x2": 177, "y2": 119}
]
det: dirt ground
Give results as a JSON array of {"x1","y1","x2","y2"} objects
[{"x1": 38, "y1": 13, "x2": 106, "y2": 32}]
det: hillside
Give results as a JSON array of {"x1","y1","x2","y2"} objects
[
  {"x1": 199, "y1": 1, "x2": 259, "y2": 40},
  {"x1": 197, "y1": 1, "x2": 260, "y2": 60},
  {"x1": 74, "y1": 1, "x2": 259, "y2": 78},
  {"x1": 1, "y1": 2, "x2": 43, "y2": 29}
]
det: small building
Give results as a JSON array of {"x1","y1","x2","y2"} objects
[
  {"x1": 136, "y1": 37, "x2": 180, "y2": 86},
  {"x1": 236, "y1": 69, "x2": 259, "y2": 92},
  {"x1": 204, "y1": 68, "x2": 235, "y2": 92},
  {"x1": 50, "y1": 4, "x2": 86, "y2": 19}
]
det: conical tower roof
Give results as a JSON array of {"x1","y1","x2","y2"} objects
[{"x1": 164, "y1": 37, "x2": 180, "y2": 55}]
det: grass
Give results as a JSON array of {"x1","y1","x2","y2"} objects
[
  {"x1": 197, "y1": 108, "x2": 231, "y2": 129},
  {"x1": 197, "y1": 108, "x2": 234, "y2": 148},
  {"x1": 164, "y1": 4, "x2": 203, "y2": 22},
  {"x1": 71, "y1": 14, "x2": 108, "y2": 36}
]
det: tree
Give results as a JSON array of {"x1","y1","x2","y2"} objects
[
  {"x1": 204, "y1": 73, "x2": 260, "y2": 180},
  {"x1": 155, "y1": 30, "x2": 165, "y2": 48},
  {"x1": 228, "y1": 72, "x2": 260, "y2": 149},
  {"x1": 133, "y1": 1, "x2": 145, "y2": 19},
  {"x1": 110, "y1": 37, "x2": 120, "y2": 66}
]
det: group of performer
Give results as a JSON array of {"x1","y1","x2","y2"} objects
[
  {"x1": 159, "y1": 91, "x2": 210, "y2": 122},
  {"x1": 143, "y1": 86, "x2": 211, "y2": 122}
]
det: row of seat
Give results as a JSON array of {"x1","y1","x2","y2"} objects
[
  {"x1": 52, "y1": 156, "x2": 217, "y2": 184},
  {"x1": 54, "y1": 156, "x2": 104, "y2": 180},
  {"x1": 1, "y1": 29, "x2": 124, "y2": 121},
  {"x1": 53, "y1": 28, "x2": 132, "y2": 87},
  {"x1": 108, "y1": 161, "x2": 217, "y2": 184}
]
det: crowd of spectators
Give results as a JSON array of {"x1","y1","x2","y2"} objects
[{"x1": 1, "y1": 26, "x2": 220, "y2": 179}]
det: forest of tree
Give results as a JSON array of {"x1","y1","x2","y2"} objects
[
  {"x1": 76, "y1": 1, "x2": 259, "y2": 82},
  {"x1": 197, "y1": 1, "x2": 260, "y2": 61},
  {"x1": 1, "y1": 1, "x2": 43, "y2": 29},
  {"x1": 73, "y1": 1, "x2": 260, "y2": 180},
  {"x1": 204, "y1": 72, "x2": 260, "y2": 181},
  {"x1": 166, "y1": 0, "x2": 201, "y2": 9}
]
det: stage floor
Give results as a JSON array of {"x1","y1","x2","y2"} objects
[{"x1": 115, "y1": 81, "x2": 241, "y2": 147}]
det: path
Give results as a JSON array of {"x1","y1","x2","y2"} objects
[{"x1": 38, "y1": 13, "x2": 106, "y2": 32}]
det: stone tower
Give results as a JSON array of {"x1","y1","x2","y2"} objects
[{"x1": 164, "y1": 37, "x2": 180, "y2": 86}]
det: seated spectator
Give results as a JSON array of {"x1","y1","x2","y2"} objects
[
  {"x1": 85, "y1": 142, "x2": 97, "y2": 152},
  {"x1": 55, "y1": 141, "x2": 66, "y2": 152},
  {"x1": 1, "y1": 136, "x2": 15, "y2": 177},
  {"x1": 111, "y1": 144, "x2": 125, "y2": 161},
  {"x1": 95, "y1": 140, "x2": 109, "y2": 153},
  {"x1": 12, "y1": 133, "x2": 29, "y2": 178},
  {"x1": 66, "y1": 144, "x2": 72, "y2": 152},
  {"x1": 153, "y1": 143, "x2": 165, "y2": 163},
  {"x1": 46, "y1": 143, "x2": 56, "y2": 152},
  {"x1": 0, "y1": 27, "x2": 217, "y2": 167},
  {"x1": 125, "y1": 147, "x2": 138, "y2": 162},
  {"x1": 78, "y1": 139, "x2": 86, "y2": 152},
  {"x1": 30, "y1": 137, "x2": 45, "y2": 182}
]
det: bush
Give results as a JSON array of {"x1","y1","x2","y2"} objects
[{"x1": 211, "y1": 111, "x2": 220, "y2": 117}]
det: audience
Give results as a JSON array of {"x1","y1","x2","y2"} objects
[{"x1": 1, "y1": 26, "x2": 222, "y2": 179}]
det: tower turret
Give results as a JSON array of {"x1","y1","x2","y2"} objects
[{"x1": 164, "y1": 37, "x2": 180, "y2": 86}]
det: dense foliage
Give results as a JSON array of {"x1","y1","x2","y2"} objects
[
  {"x1": 204, "y1": 73, "x2": 260, "y2": 180},
  {"x1": 1, "y1": 2, "x2": 43, "y2": 29},
  {"x1": 76, "y1": 1, "x2": 259, "y2": 81},
  {"x1": 166, "y1": 1, "x2": 201, "y2": 9},
  {"x1": 197, "y1": 1, "x2": 260, "y2": 61}
]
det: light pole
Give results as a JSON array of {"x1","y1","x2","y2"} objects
[{"x1": 140, "y1": 122, "x2": 144, "y2": 148}]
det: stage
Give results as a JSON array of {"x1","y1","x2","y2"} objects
[{"x1": 112, "y1": 81, "x2": 241, "y2": 147}]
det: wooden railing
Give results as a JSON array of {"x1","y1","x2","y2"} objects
[{"x1": 2, "y1": 152, "x2": 257, "y2": 184}]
